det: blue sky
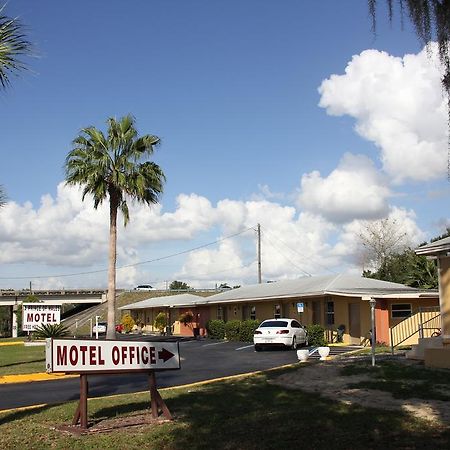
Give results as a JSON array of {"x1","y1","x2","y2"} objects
[{"x1": 0, "y1": 1, "x2": 448, "y2": 289}]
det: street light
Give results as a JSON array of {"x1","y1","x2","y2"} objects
[{"x1": 369, "y1": 297, "x2": 376, "y2": 367}]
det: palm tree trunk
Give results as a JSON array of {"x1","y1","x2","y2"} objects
[{"x1": 106, "y1": 193, "x2": 118, "y2": 339}]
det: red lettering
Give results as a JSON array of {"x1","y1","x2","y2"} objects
[
  {"x1": 89, "y1": 346, "x2": 96, "y2": 365},
  {"x1": 35, "y1": 313, "x2": 40, "y2": 322},
  {"x1": 149, "y1": 346, "x2": 156, "y2": 364},
  {"x1": 56, "y1": 345, "x2": 67, "y2": 366},
  {"x1": 129, "y1": 346, "x2": 135, "y2": 364},
  {"x1": 98, "y1": 346, "x2": 105, "y2": 365},
  {"x1": 136, "y1": 346, "x2": 140, "y2": 364},
  {"x1": 69, "y1": 346, "x2": 78, "y2": 365},
  {"x1": 52, "y1": 313, "x2": 56, "y2": 321},
  {"x1": 121, "y1": 346, "x2": 128, "y2": 364},
  {"x1": 141, "y1": 346, "x2": 149, "y2": 365},
  {"x1": 79, "y1": 346, "x2": 88, "y2": 365},
  {"x1": 46, "y1": 313, "x2": 51, "y2": 322},
  {"x1": 112, "y1": 346, "x2": 120, "y2": 365},
  {"x1": 27, "y1": 313, "x2": 33, "y2": 322}
]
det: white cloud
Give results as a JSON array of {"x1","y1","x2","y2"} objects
[
  {"x1": 0, "y1": 180, "x2": 427, "y2": 289},
  {"x1": 298, "y1": 153, "x2": 390, "y2": 223},
  {"x1": 319, "y1": 45, "x2": 447, "y2": 183}
]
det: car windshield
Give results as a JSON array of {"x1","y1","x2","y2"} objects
[{"x1": 260, "y1": 320, "x2": 288, "y2": 328}]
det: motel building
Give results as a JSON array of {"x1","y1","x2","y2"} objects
[{"x1": 121, "y1": 274, "x2": 439, "y2": 348}]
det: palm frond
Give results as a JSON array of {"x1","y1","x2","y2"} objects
[{"x1": 0, "y1": 8, "x2": 32, "y2": 88}]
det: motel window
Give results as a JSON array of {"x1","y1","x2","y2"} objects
[
  {"x1": 326, "y1": 301, "x2": 335, "y2": 325},
  {"x1": 274, "y1": 304, "x2": 281, "y2": 319},
  {"x1": 250, "y1": 306, "x2": 256, "y2": 320},
  {"x1": 217, "y1": 306, "x2": 223, "y2": 321},
  {"x1": 391, "y1": 303, "x2": 412, "y2": 319}
]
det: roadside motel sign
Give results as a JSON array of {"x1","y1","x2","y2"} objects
[
  {"x1": 22, "y1": 303, "x2": 61, "y2": 331},
  {"x1": 45, "y1": 338, "x2": 180, "y2": 429},
  {"x1": 296, "y1": 302, "x2": 304, "y2": 313},
  {"x1": 46, "y1": 338, "x2": 180, "y2": 373}
]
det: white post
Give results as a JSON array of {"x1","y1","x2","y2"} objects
[
  {"x1": 12, "y1": 307, "x2": 18, "y2": 338},
  {"x1": 89, "y1": 318, "x2": 93, "y2": 338},
  {"x1": 369, "y1": 297, "x2": 376, "y2": 367},
  {"x1": 95, "y1": 316, "x2": 100, "y2": 340}
]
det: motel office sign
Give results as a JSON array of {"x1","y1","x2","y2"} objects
[
  {"x1": 46, "y1": 339, "x2": 180, "y2": 428},
  {"x1": 46, "y1": 338, "x2": 181, "y2": 373},
  {"x1": 22, "y1": 303, "x2": 61, "y2": 331}
]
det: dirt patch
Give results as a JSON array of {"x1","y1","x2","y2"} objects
[
  {"x1": 270, "y1": 357, "x2": 450, "y2": 425},
  {"x1": 53, "y1": 412, "x2": 171, "y2": 435}
]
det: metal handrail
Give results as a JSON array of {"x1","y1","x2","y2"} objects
[{"x1": 390, "y1": 307, "x2": 441, "y2": 354}]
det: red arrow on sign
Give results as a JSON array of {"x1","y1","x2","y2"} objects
[{"x1": 158, "y1": 348, "x2": 175, "y2": 363}]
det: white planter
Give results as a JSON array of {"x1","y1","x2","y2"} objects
[
  {"x1": 297, "y1": 349, "x2": 309, "y2": 362},
  {"x1": 318, "y1": 346, "x2": 330, "y2": 360}
]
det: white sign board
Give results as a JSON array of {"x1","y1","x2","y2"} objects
[
  {"x1": 22, "y1": 303, "x2": 61, "y2": 331},
  {"x1": 296, "y1": 302, "x2": 304, "y2": 313},
  {"x1": 46, "y1": 339, "x2": 181, "y2": 373}
]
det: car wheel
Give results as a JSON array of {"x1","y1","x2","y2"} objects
[
  {"x1": 255, "y1": 344, "x2": 262, "y2": 352},
  {"x1": 291, "y1": 336, "x2": 297, "y2": 350}
]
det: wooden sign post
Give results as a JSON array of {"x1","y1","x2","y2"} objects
[{"x1": 46, "y1": 338, "x2": 181, "y2": 429}]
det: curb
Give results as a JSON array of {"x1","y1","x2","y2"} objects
[{"x1": 0, "y1": 373, "x2": 78, "y2": 384}]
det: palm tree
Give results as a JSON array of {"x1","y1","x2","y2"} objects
[
  {"x1": 0, "y1": 5, "x2": 32, "y2": 89},
  {"x1": 65, "y1": 115, "x2": 165, "y2": 339}
]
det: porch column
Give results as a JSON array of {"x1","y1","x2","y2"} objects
[
  {"x1": 374, "y1": 299, "x2": 390, "y2": 345},
  {"x1": 438, "y1": 256, "x2": 450, "y2": 345}
]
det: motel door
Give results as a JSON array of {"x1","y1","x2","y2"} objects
[{"x1": 348, "y1": 303, "x2": 361, "y2": 345}]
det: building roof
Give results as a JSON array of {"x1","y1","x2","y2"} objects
[
  {"x1": 416, "y1": 236, "x2": 450, "y2": 256},
  {"x1": 202, "y1": 274, "x2": 436, "y2": 304},
  {"x1": 119, "y1": 274, "x2": 437, "y2": 310},
  {"x1": 119, "y1": 293, "x2": 203, "y2": 310}
]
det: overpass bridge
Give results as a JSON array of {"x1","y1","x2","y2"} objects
[
  {"x1": 0, "y1": 289, "x2": 111, "y2": 338},
  {"x1": 0, "y1": 289, "x2": 108, "y2": 306}
]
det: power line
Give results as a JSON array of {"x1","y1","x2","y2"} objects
[
  {"x1": 262, "y1": 234, "x2": 311, "y2": 277},
  {"x1": 261, "y1": 225, "x2": 337, "y2": 274},
  {"x1": 0, "y1": 226, "x2": 255, "y2": 280}
]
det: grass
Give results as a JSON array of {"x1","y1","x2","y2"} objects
[
  {"x1": 0, "y1": 344, "x2": 46, "y2": 375},
  {"x1": 347, "y1": 344, "x2": 411, "y2": 356},
  {"x1": 341, "y1": 360, "x2": 450, "y2": 401},
  {"x1": 0, "y1": 368, "x2": 449, "y2": 449}
]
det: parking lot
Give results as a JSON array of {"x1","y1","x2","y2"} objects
[{"x1": 0, "y1": 337, "x2": 361, "y2": 410}]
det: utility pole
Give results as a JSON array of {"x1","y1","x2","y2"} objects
[{"x1": 257, "y1": 223, "x2": 262, "y2": 284}]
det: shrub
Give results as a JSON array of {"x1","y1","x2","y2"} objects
[
  {"x1": 121, "y1": 314, "x2": 135, "y2": 333},
  {"x1": 306, "y1": 324, "x2": 327, "y2": 347},
  {"x1": 239, "y1": 320, "x2": 260, "y2": 343},
  {"x1": 154, "y1": 312, "x2": 167, "y2": 334},
  {"x1": 178, "y1": 311, "x2": 194, "y2": 328},
  {"x1": 206, "y1": 319, "x2": 225, "y2": 339},
  {"x1": 225, "y1": 320, "x2": 241, "y2": 341},
  {"x1": 33, "y1": 323, "x2": 70, "y2": 339}
]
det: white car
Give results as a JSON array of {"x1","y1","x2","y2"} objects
[
  {"x1": 253, "y1": 318, "x2": 308, "y2": 351},
  {"x1": 92, "y1": 321, "x2": 107, "y2": 334},
  {"x1": 134, "y1": 284, "x2": 154, "y2": 291}
]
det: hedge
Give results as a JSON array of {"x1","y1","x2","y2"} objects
[
  {"x1": 225, "y1": 320, "x2": 241, "y2": 341},
  {"x1": 206, "y1": 319, "x2": 226, "y2": 339},
  {"x1": 239, "y1": 320, "x2": 260, "y2": 343},
  {"x1": 306, "y1": 324, "x2": 327, "y2": 346}
]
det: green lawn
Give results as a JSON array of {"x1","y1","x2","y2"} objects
[
  {"x1": 340, "y1": 359, "x2": 450, "y2": 401},
  {"x1": 0, "y1": 367, "x2": 449, "y2": 450},
  {"x1": 0, "y1": 344, "x2": 46, "y2": 375}
]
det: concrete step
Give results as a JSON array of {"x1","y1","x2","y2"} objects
[{"x1": 406, "y1": 336, "x2": 443, "y2": 360}]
